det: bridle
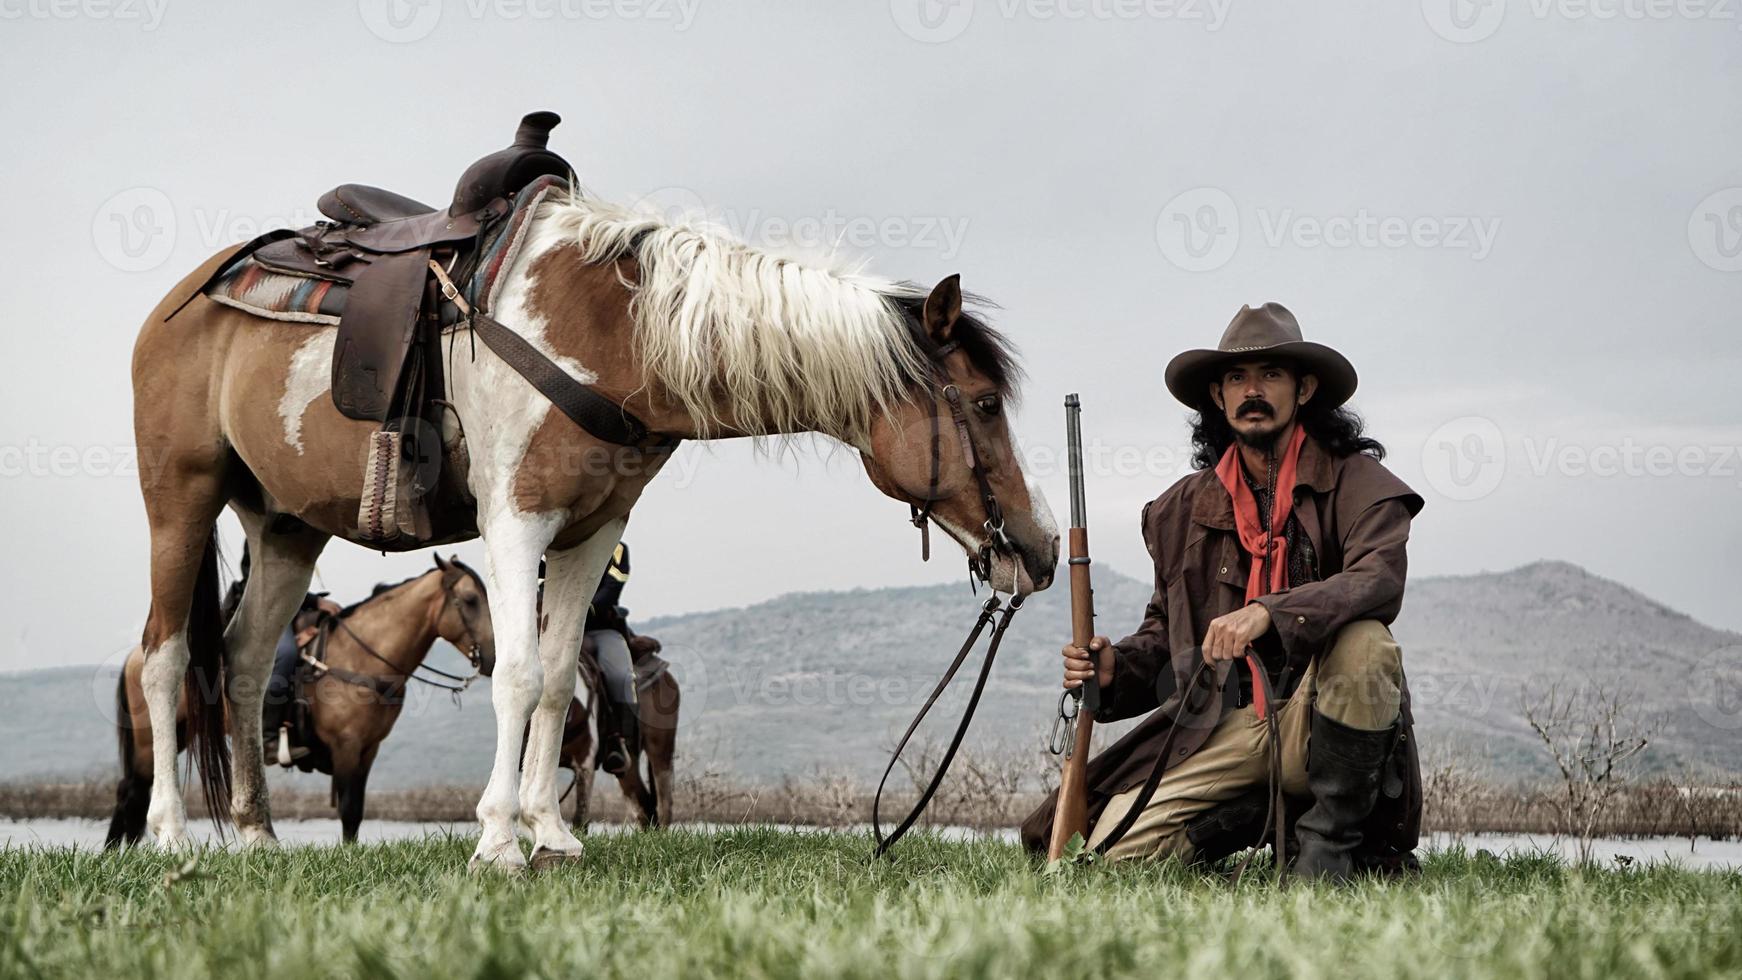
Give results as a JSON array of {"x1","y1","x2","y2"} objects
[
  {"x1": 874, "y1": 338, "x2": 1026, "y2": 859},
  {"x1": 438, "y1": 570, "x2": 490, "y2": 674},
  {"x1": 300, "y1": 567, "x2": 486, "y2": 705},
  {"x1": 905, "y1": 339, "x2": 1014, "y2": 586}
]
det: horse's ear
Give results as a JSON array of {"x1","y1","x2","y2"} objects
[
  {"x1": 922, "y1": 274, "x2": 962, "y2": 344},
  {"x1": 434, "y1": 553, "x2": 453, "y2": 574}
]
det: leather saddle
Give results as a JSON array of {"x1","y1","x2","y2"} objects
[{"x1": 254, "y1": 111, "x2": 572, "y2": 423}]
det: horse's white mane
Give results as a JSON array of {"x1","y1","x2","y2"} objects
[{"x1": 531, "y1": 189, "x2": 935, "y2": 442}]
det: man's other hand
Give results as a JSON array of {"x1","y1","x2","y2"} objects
[{"x1": 1202, "y1": 603, "x2": 1273, "y2": 665}]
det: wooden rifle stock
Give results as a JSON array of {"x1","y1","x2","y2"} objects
[{"x1": 1047, "y1": 394, "x2": 1098, "y2": 861}]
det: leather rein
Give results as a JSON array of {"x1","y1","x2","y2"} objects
[
  {"x1": 872, "y1": 339, "x2": 1025, "y2": 859},
  {"x1": 300, "y1": 580, "x2": 486, "y2": 703}
]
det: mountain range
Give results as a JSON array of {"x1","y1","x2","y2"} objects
[{"x1": 2, "y1": 560, "x2": 1735, "y2": 794}]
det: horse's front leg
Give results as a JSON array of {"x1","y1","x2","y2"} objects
[
  {"x1": 470, "y1": 513, "x2": 564, "y2": 873},
  {"x1": 519, "y1": 522, "x2": 624, "y2": 868}
]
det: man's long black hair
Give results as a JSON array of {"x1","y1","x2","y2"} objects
[{"x1": 1188, "y1": 372, "x2": 1387, "y2": 471}]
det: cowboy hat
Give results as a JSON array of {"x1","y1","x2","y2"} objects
[{"x1": 1163, "y1": 302, "x2": 1358, "y2": 411}]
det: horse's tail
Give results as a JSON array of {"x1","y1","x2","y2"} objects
[
  {"x1": 186, "y1": 529, "x2": 233, "y2": 833},
  {"x1": 104, "y1": 664, "x2": 149, "y2": 847}
]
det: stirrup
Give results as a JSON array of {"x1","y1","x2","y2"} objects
[{"x1": 273, "y1": 725, "x2": 310, "y2": 767}]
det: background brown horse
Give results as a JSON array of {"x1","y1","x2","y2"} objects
[
  {"x1": 107, "y1": 555, "x2": 493, "y2": 844},
  {"x1": 558, "y1": 634, "x2": 679, "y2": 829}
]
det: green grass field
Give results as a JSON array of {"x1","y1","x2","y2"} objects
[{"x1": 3, "y1": 829, "x2": 1739, "y2": 979}]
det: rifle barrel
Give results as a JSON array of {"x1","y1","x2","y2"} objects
[
  {"x1": 1065, "y1": 393, "x2": 1086, "y2": 527},
  {"x1": 1049, "y1": 393, "x2": 1098, "y2": 861}
]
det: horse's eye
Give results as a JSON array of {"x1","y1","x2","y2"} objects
[{"x1": 975, "y1": 395, "x2": 1001, "y2": 416}]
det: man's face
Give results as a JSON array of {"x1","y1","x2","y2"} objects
[{"x1": 1209, "y1": 360, "x2": 1318, "y2": 449}]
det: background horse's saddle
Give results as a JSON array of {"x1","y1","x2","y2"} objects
[{"x1": 254, "y1": 111, "x2": 572, "y2": 423}]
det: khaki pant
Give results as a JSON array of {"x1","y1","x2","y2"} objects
[{"x1": 1085, "y1": 619, "x2": 1403, "y2": 863}]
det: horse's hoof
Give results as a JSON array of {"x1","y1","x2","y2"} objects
[
  {"x1": 529, "y1": 846, "x2": 585, "y2": 872},
  {"x1": 468, "y1": 853, "x2": 528, "y2": 877},
  {"x1": 151, "y1": 828, "x2": 191, "y2": 851},
  {"x1": 468, "y1": 839, "x2": 528, "y2": 876},
  {"x1": 238, "y1": 826, "x2": 279, "y2": 849}
]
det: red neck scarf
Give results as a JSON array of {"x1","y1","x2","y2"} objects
[{"x1": 1212, "y1": 422, "x2": 1307, "y2": 717}]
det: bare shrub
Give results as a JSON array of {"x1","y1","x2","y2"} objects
[{"x1": 1521, "y1": 680, "x2": 1656, "y2": 862}]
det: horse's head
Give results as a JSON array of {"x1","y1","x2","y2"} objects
[
  {"x1": 861, "y1": 276, "x2": 1059, "y2": 596},
  {"x1": 434, "y1": 554, "x2": 495, "y2": 676}
]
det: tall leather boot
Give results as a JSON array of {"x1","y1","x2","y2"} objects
[
  {"x1": 1293, "y1": 710, "x2": 1397, "y2": 881},
  {"x1": 598, "y1": 698, "x2": 642, "y2": 776},
  {"x1": 617, "y1": 703, "x2": 641, "y2": 768},
  {"x1": 1184, "y1": 790, "x2": 1269, "y2": 867}
]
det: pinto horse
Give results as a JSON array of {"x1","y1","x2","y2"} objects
[
  {"x1": 130, "y1": 187, "x2": 1058, "y2": 871},
  {"x1": 556, "y1": 634, "x2": 679, "y2": 830}
]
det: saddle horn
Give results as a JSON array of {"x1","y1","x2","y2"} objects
[{"x1": 449, "y1": 111, "x2": 570, "y2": 218}]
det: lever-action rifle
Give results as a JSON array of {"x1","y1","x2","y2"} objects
[{"x1": 1047, "y1": 393, "x2": 1099, "y2": 860}]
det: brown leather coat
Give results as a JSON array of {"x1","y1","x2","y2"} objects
[{"x1": 1021, "y1": 436, "x2": 1426, "y2": 855}]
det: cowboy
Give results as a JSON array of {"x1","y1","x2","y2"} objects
[
  {"x1": 1021, "y1": 303, "x2": 1424, "y2": 880},
  {"x1": 586, "y1": 542, "x2": 642, "y2": 776}
]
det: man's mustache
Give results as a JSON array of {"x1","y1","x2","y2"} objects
[{"x1": 1234, "y1": 398, "x2": 1275, "y2": 418}]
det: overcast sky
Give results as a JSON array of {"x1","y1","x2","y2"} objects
[{"x1": 1, "y1": 0, "x2": 1739, "y2": 672}]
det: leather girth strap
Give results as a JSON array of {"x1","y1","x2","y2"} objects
[{"x1": 468, "y1": 312, "x2": 670, "y2": 449}]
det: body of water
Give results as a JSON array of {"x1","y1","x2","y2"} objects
[{"x1": 4, "y1": 819, "x2": 1740, "y2": 869}]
